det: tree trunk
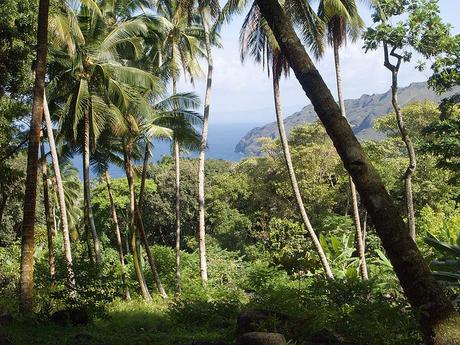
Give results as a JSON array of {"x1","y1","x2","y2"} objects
[
  {"x1": 19, "y1": 0, "x2": 49, "y2": 314},
  {"x1": 383, "y1": 44, "x2": 417, "y2": 240},
  {"x1": 272, "y1": 73, "x2": 334, "y2": 279},
  {"x1": 43, "y1": 93, "x2": 75, "y2": 288},
  {"x1": 197, "y1": 8, "x2": 212, "y2": 283},
  {"x1": 123, "y1": 149, "x2": 151, "y2": 301},
  {"x1": 104, "y1": 170, "x2": 130, "y2": 300},
  {"x1": 83, "y1": 111, "x2": 101, "y2": 265},
  {"x1": 135, "y1": 145, "x2": 168, "y2": 299},
  {"x1": 40, "y1": 140, "x2": 55, "y2": 282},
  {"x1": 174, "y1": 139, "x2": 181, "y2": 294},
  {"x1": 255, "y1": 1, "x2": 460, "y2": 343},
  {"x1": 333, "y1": 44, "x2": 368, "y2": 280}
]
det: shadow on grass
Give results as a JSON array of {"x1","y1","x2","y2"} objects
[{"x1": 0, "y1": 298, "x2": 240, "y2": 345}]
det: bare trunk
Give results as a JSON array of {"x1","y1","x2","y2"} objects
[
  {"x1": 105, "y1": 170, "x2": 130, "y2": 300},
  {"x1": 174, "y1": 139, "x2": 181, "y2": 294},
  {"x1": 256, "y1": 1, "x2": 460, "y2": 343},
  {"x1": 20, "y1": 0, "x2": 49, "y2": 314},
  {"x1": 83, "y1": 111, "x2": 101, "y2": 265},
  {"x1": 40, "y1": 140, "x2": 55, "y2": 282},
  {"x1": 334, "y1": 44, "x2": 368, "y2": 280},
  {"x1": 124, "y1": 149, "x2": 151, "y2": 301},
  {"x1": 273, "y1": 74, "x2": 334, "y2": 279},
  {"x1": 135, "y1": 204, "x2": 167, "y2": 299},
  {"x1": 197, "y1": 8, "x2": 212, "y2": 283},
  {"x1": 43, "y1": 93, "x2": 75, "y2": 288},
  {"x1": 383, "y1": 43, "x2": 417, "y2": 240}
]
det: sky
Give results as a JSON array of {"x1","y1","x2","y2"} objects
[{"x1": 175, "y1": 0, "x2": 460, "y2": 124}]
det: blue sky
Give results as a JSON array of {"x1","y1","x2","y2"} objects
[{"x1": 175, "y1": 0, "x2": 460, "y2": 124}]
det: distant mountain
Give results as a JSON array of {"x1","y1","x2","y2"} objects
[{"x1": 235, "y1": 82, "x2": 460, "y2": 156}]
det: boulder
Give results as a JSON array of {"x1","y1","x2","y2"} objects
[
  {"x1": 50, "y1": 308, "x2": 90, "y2": 326},
  {"x1": 236, "y1": 309, "x2": 288, "y2": 335},
  {"x1": 238, "y1": 332, "x2": 286, "y2": 345},
  {"x1": 305, "y1": 329, "x2": 344, "y2": 344}
]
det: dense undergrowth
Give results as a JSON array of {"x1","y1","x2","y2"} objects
[{"x1": 0, "y1": 243, "x2": 422, "y2": 345}]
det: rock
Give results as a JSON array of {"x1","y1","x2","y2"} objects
[
  {"x1": 305, "y1": 329, "x2": 344, "y2": 344},
  {"x1": 69, "y1": 333, "x2": 93, "y2": 345},
  {"x1": 50, "y1": 308, "x2": 90, "y2": 326},
  {"x1": 0, "y1": 314, "x2": 13, "y2": 326},
  {"x1": 238, "y1": 332, "x2": 286, "y2": 345},
  {"x1": 236, "y1": 309, "x2": 288, "y2": 335},
  {"x1": 0, "y1": 336, "x2": 12, "y2": 345},
  {"x1": 188, "y1": 342, "x2": 226, "y2": 345}
]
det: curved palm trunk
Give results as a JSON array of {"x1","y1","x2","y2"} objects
[
  {"x1": 104, "y1": 170, "x2": 130, "y2": 300},
  {"x1": 83, "y1": 111, "x2": 101, "y2": 265},
  {"x1": 272, "y1": 74, "x2": 334, "y2": 280},
  {"x1": 333, "y1": 44, "x2": 368, "y2": 280},
  {"x1": 174, "y1": 139, "x2": 181, "y2": 294},
  {"x1": 123, "y1": 150, "x2": 151, "y2": 301},
  {"x1": 136, "y1": 143, "x2": 167, "y2": 299},
  {"x1": 19, "y1": 0, "x2": 49, "y2": 313},
  {"x1": 197, "y1": 8, "x2": 212, "y2": 283},
  {"x1": 256, "y1": 2, "x2": 460, "y2": 343},
  {"x1": 43, "y1": 93, "x2": 75, "y2": 287},
  {"x1": 383, "y1": 43, "x2": 417, "y2": 240},
  {"x1": 40, "y1": 140, "x2": 55, "y2": 282}
]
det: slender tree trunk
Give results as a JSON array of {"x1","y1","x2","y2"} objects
[
  {"x1": 43, "y1": 93, "x2": 75, "y2": 287},
  {"x1": 105, "y1": 170, "x2": 130, "y2": 300},
  {"x1": 83, "y1": 111, "x2": 101, "y2": 265},
  {"x1": 272, "y1": 73, "x2": 334, "y2": 279},
  {"x1": 362, "y1": 210, "x2": 368, "y2": 253},
  {"x1": 123, "y1": 149, "x2": 151, "y2": 301},
  {"x1": 333, "y1": 44, "x2": 368, "y2": 280},
  {"x1": 19, "y1": 0, "x2": 49, "y2": 314},
  {"x1": 383, "y1": 44, "x2": 417, "y2": 240},
  {"x1": 135, "y1": 204, "x2": 167, "y2": 299},
  {"x1": 136, "y1": 143, "x2": 167, "y2": 299},
  {"x1": 40, "y1": 140, "x2": 55, "y2": 282},
  {"x1": 197, "y1": 8, "x2": 212, "y2": 283},
  {"x1": 0, "y1": 193, "x2": 8, "y2": 228},
  {"x1": 256, "y1": 2, "x2": 460, "y2": 343},
  {"x1": 174, "y1": 139, "x2": 181, "y2": 294}
]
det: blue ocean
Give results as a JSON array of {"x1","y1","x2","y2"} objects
[{"x1": 71, "y1": 122, "x2": 262, "y2": 179}]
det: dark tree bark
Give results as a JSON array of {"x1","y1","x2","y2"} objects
[
  {"x1": 40, "y1": 139, "x2": 55, "y2": 282},
  {"x1": 19, "y1": 0, "x2": 49, "y2": 314},
  {"x1": 255, "y1": 1, "x2": 460, "y2": 344}
]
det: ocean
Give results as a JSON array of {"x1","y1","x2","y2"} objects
[{"x1": 71, "y1": 122, "x2": 262, "y2": 179}]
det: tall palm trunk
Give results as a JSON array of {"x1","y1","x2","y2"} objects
[
  {"x1": 83, "y1": 111, "x2": 101, "y2": 265},
  {"x1": 255, "y1": 2, "x2": 460, "y2": 343},
  {"x1": 123, "y1": 149, "x2": 151, "y2": 301},
  {"x1": 197, "y1": 8, "x2": 212, "y2": 283},
  {"x1": 174, "y1": 139, "x2": 181, "y2": 294},
  {"x1": 43, "y1": 93, "x2": 75, "y2": 287},
  {"x1": 333, "y1": 43, "x2": 368, "y2": 280},
  {"x1": 383, "y1": 43, "x2": 417, "y2": 240},
  {"x1": 19, "y1": 0, "x2": 49, "y2": 314},
  {"x1": 272, "y1": 74, "x2": 334, "y2": 279},
  {"x1": 104, "y1": 170, "x2": 130, "y2": 300},
  {"x1": 136, "y1": 143, "x2": 167, "y2": 299},
  {"x1": 40, "y1": 140, "x2": 55, "y2": 282}
]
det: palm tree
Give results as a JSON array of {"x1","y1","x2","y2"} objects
[
  {"x1": 254, "y1": 0, "x2": 460, "y2": 342},
  {"x1": 90, "y1": 138, "x2": 131, "y2": 300},
  {"x1": 43, "y1": 93, "x2": 76, "y2": 288},
  {"x1": 19, "y1": 0, "x2": 50, "y2": 314},
  {"x1": 39, "y1": 138, "x2": 56, "y2": 283},
  {"x1": 317, "y1": 0, "x2": 368, "y2": 279},
  {"x1": 180, "y1": 0, "x2": 221, "y2": 283},
  {"x1": 239, "y1": 2, "x2": 333, "y2": 279},
  {"x1": 157, "y1": 0, "x2": 204, "y2": 291},
  {"x1": 48, "y1": 1, "x2": 159, "y2": 265}
]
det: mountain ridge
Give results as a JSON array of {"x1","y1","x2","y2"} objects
[{"x1": 235, "y1": 81, "x2": 460, "y2": 155}]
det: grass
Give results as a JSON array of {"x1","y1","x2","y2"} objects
[{"x1": 0, "y1": 298, "x2": 237, "y2": 345}]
